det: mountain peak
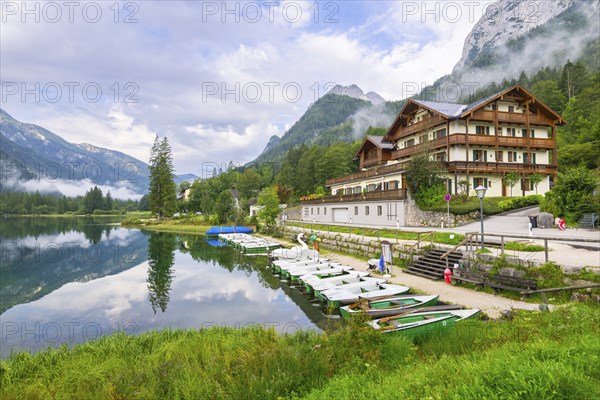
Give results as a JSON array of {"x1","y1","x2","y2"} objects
[
  {"x1": 327, "y1": 84, "x2": 386, "y2": 104},
  {"x1": 453, "y1": 0, "x2": 578, "y2": 72}
]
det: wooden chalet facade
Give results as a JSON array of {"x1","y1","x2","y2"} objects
[{"x1": 302, "y1": 85, "x2": 565, "y2": 226}]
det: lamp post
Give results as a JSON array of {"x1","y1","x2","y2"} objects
[{"x1": 475, "y1": 185, "x2": 487, "y2": 249}]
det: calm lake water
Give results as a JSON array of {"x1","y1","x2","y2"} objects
[{"x1": 0, "y1": 217, "x2": 327, "y2": 357}]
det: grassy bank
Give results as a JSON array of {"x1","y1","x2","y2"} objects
[
  {"x1": 121, "y1": 215, "x2": 212, "y2": 234},
  {"x1": 287, "y1": 222, "x2": 464, "y2": 246},
  {"x1": 1, "y1": 304, "x2": 598, "y2": 400}
]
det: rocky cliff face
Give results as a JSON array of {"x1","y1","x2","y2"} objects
[
  {"x1": 454, "y1": 0, "x2": 577, "y2": 72},
  {"x1": 327, "y1": 84, "x2": 386, "y2": 104}
]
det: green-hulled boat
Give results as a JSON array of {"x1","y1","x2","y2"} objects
[
  {"x1": 339, "y1": 294, "x2": 439, "y2": 319},
  {"x1": 367, "y1": 309, "x2": 480, "y2": 341}
]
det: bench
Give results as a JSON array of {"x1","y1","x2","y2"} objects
[
  {"x1": 452, "y1": 269, "x2": 538, "y2": 292},
  {"x1": 451, "y1": 270, "x2": 487, "y2": 289},
  {"x1": 487, "y1": 274, "x2": 538, "y2": 292}
]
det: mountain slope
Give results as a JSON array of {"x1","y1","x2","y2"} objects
[
  {"x1": 429, "y1": 0, "x2": 600, "y2": 99},
  {"x1": 252, "y1": 85, "x2": 400, "y2": 165},
  {"x1": 0, "y1": 109, "x2": 197, "y2": 195}
]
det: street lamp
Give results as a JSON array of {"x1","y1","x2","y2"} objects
[{"x1": 475, "y1": 185, "x2": 487, "y2": 249}]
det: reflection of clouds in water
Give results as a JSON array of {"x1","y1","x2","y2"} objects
[
  {"x1": 22, "y1": 262, "x2": 149, "y2": 321},
  {"x1": 100, "y1": 228, "x2": 138, "y2": 244},
  {"x1": 14, "y1": 231, "x2": 88, "y2": 247},
  {"x1": 2, "y1": 246, "x2": 318, "y2": 357},
  {"x1": 180, "y1": 257, "x2": 281, "y2": 304}
]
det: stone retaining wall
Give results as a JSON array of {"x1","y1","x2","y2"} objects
[
  {"x1": 283, "y1": 226, "x2": 408, "y2": 260},
  {"x1": 404, "y1": 198, "x2": 479, "y2": 227}
]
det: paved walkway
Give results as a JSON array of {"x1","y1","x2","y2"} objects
[{"x1": 288, "y1": 207, "x2": 600, "y2": 268}]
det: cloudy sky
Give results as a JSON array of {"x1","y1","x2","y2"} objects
[{"x1": 1, "y1": 0, "x2": 494, "y2": 176}]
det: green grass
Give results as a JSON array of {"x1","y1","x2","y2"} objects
[
  {"x1": 503, "y1": 241, "x2": 546, "y2": 252},
  {"x1": 121, "y1": 215, "x2": 213, "y2": 235},
  {"x1": 2, "y1": 304, "x2": 598, "y2": 400},
  {"x1": 287, "y1": 223, "x2": 464, "y2": 246},
  {"x1": 421, "y1": 195, "x2": 542, "y2": 215},
  {"x1": 421, "y1": 196, "x2": 505, "y2": 215}
]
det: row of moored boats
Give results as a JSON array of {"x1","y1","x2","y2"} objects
[
  {"x1": 218, "y1": 233, "x2": 281, "y2": 254},
  {"x1": 270, "y1": 235, "x2": 480, "y2": 340}
]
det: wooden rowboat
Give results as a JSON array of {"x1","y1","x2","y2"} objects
[
  {"x1": 339, "y1": 295, "x2": 439, "y2": 319},
  {"x1": 367, "y1": 309, "x2": 480, "y2": 341}
]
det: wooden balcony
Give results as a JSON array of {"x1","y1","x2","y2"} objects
[
  {"x1": 361, "y1": 156, "x2": 380, "y2": 168},
  {"x1": 301, "y1": 189, "x2": 407, "y2": 205},
  {"x1": 326, "y1": 162, "x2": 405, "y2": 186},
  {"x1": 391, "y1": 115, "x2": 446, "y2": 138},
  {"x1": 470, "y1": 110, "x2": 552, "y2": 125},
  {"x1": 446, "y1": 161, "x2": 557, "y2": 175},
  {"x1": 391, "y1": 137, "x2": 447, "y2": 158},
  {"x1": 447, "y1": 134, "x2": 553, "y2": 149}
]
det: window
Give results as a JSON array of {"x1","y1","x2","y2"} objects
[
  {"x1": 491, "y1": 103, "x2": 497, "y2": 111},
  {"x1": 377, "y1": 206, "x2": 382, "y2": 216},
  {"x1": 473, "y1": 150, "x2": 487, "y2": 162},
  {"x1": 365, "y1": 206, "x2": 369, "y2": 216},
  {"x1": 507, "y1": 128, "x2": 516, "y2": 137},
  {"x1": 508, "y1": 106, "x2": 515, "y2": 113},
  {"x1": 522, "y1": 129, "x2": 528, "y2": 138},
  {"x1": 324, "y1": 208, "x2": 326, "y2": 215},
  {"x1": 475, "y1": 126, "x2": 490, "y2": 135},
  {"x1": 447, "y1": 179, "x2": 453, "y2": 194},
  {"x1": 354, "y1": 206, "x2": 358, "y2": 215},
  {"x1": 435, "y1": 128, "x2": 447, "y2": 139},
  {"x1": 311, "y1": 208, "x2": 313, "y2": 215},
  {"x1": 497, "y1": 127, "x2": 502, "y2": 135},
  {"x1": 523, "y1": 153, "x2": 529, "y2": 164},
  {"x1": 496, "y1": 151, "x2": 503, "y2": 161},
  {"x1": 419, "y1": 134, "x2": 428, "y2": 144},
  {"x1": 522, "y1": 109, "x2": 527, "y2": 113},
  {"x1": 404, "y1": 138, "x2": 415, "y2": 147},
  {"x1": 532, "y1": 153, "x2": 537, "y2": 164},
  {"x1": 530, "y1": 129, "x2": 535, "y2": 138},
  {"x1": 317, "y1": 208, "x2": 319, "y2": 215},
  {"x1": 435, "y1": 153, "x2": 447, "y2": 162},
  {"x1": 508, "y1": 151, "x2": 518, "y2": 162},
  {"x1": 473, "y1": 177, "x2": 489, "y2": 188}
]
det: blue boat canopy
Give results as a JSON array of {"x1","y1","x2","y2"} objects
[{"x1": 206, "y1": 226, "x2": 254, "y2": 235}]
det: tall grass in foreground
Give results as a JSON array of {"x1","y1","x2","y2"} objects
[{"x1": 1, "y1": 305, "x2": 599, "y2": 399}]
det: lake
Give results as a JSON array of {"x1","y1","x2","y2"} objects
[{"x1": 0, "y1": 217, "x2": 328, "y2": 357}]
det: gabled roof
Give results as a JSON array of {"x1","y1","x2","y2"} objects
[
  {"x1": 459, "y1": 85, "x2": 566, "y2": 123},
  {"x1": 354, "y1": 135, "x2": 395, "y2": 159},
  {"x1": 384, "y1": 85, "x2": 566, "y2": 141}
]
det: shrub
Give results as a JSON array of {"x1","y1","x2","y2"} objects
[{"x1": 497, "y1": 195, "x2": 543, "y2": 212}]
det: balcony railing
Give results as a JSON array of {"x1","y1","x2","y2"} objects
[
  {"x1": 361, "y1": 156, "x2": 380, "y2": 168},
  {"x1": 446, "y1": 161, "x2": 557, "y2": 174},
  {"x1": 301, "y1": 189, "x2": 407, "y2": 205},
  {"x1": 392, "y1": 115, "x2": 446, "y2": 138},
  {"x1": 326, "y1": 162, "x2": 405, "y2": 186},
  {"x1": 470, "y1": 110, "x2": 551, "y2": 125},
  {"x1": 391, "y1": 137, "x2": 446, "y2": 158}
]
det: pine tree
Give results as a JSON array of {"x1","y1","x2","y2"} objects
[
  {"x1": 105, "y1": 191, "x2": 113, "y2": 210},
  {"x1": 148, "y1": 136, "x2": 177, "y2": 220}
]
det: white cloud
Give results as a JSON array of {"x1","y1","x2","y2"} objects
[{"x1": 1, "y1": 1, "x2": 486, "y2": 172}]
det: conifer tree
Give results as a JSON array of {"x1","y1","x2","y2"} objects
[{"x1": 148, "y1": 136, "x2": 177, "y2": 220}]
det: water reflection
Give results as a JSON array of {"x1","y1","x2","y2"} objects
[
  {"x1": 1, "y1": 219, "x2": 329, "y2": 357},
  {"x1": 0, "y1": 218, "x2": 148, "y2": 314},
  {"x1": 147, "y1": 233, "x2": 176, "y2": 314}
]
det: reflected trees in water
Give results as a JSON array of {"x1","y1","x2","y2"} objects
[{"x1": 147, "y1": 232, "x2": 176, "y2": 313}]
